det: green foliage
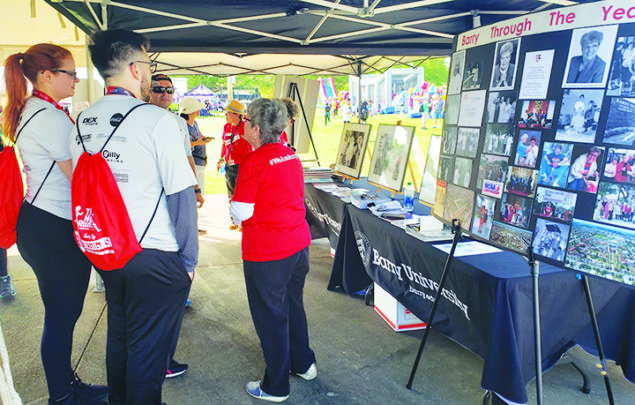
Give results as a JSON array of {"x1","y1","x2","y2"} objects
[{"x1": 420, "y1": 58, "x2": 449, "y2": 87}]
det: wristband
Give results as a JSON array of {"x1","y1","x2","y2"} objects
[{"x1": 194, "y1": 188, "x2": 201, "y2": 194}]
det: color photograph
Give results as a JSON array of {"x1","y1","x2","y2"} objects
[
  {"x1": 603, "y1": 97, "x2": 635, "y2": 147},
  {"x1": 603, "y1": 147, "x2": 635, "y2": 184},
  {"x1": 455, "y1": 127, "x2": 480, "y2": 158},
  {"x1": 443, "y1": 183, "x2": 474, "y2": 230},
  {"x1": 537, "y1": 142, "x2": 573, "y2": 188},
  {"x1": 607, "y1": 37, "x2": 635, "y2": 97},
  {"x1": 505, "y1": 166, "x2": 538, "y2": 197},
  {"x1": 533, "y1": 218, "x2": 570, "y2": 262},
  {"x1": 448, "y1": 50, "x2": 465, "y2": 95},
  {"x1": 496, "y1": 193, "x2": 532, "y2": 229},
  {"x1": 565, "y1": 219, "x2": 635, "y2": 286},
  {"x1": 566, "y1": 145, "x2": 604, "y2": 193},
  {"x1": 442, "y1": 126, "x2": 458, "y2": 154},
  {"x1": 434, "y1": 180, "x2": 447, "y2": 219},
  {"x1": 490, "y1": 38, "x2": 520, "y2": 91},
  {"x1": 438, "y1": 155, "x2": 454, "y2": 183},
  {"x1": 484, "y1": 124, "x2": 514, "y2": 156},
  {"x1": 486, "y1": 91, "x2": 517, "y2": 124},
  {"x1": 476, "y1": 154, "x2": 509, "y2": 190},
  {"x1": 471, "y1": 194, "x2": 496, "y2": 239},
  {"x1": 368, "y1": 125, "x2": 415, "y2": 192},
  {"x1": 562, "y1": 25, "x2": 618, "y2": 88},
  {"x1": 334, "y1": 123, "x2": 372, "y2": 178},
  {"x1": 593, "y1": 182, "x2": 635, "y2": 230},
  {"x1": 517, "y1": 99, "x2": 555, "y2": 129},
  {"x1": 513, "y1": 129, "x2": 541, "y2": 168},
  {"x1": 555, "y1": 89, "x2": 604, "y2": 144},
  {"x1": 490, "y1": 221, "x2": 532, "y2": 254},
  {"x1": 453, "y1": 157, "x2": 473, "y2": 189},
  {"x1": 533, "y1": 187, "x2": 577, "y2": 222}
]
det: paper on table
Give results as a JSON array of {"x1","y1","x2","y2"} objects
[{"x1": 433, "y1": 240, "x2": 502, "y2": 257}]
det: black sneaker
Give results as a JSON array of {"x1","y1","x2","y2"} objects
[
  {"x1": 72, "y1": 374, "x2": 108, "y2": 400},
  {"x1": 165, "y1": 360, "x2": 188, "y2": 378},
  {"x1": 49, "y1": 389, "x2": 108, "y2": 405}
]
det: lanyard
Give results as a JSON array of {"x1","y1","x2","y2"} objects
[
  {"x1": 31, "y1": 89, "x2": 75, "y2": 124},
  {"x1": 106, "y1": 86, "x2": 136, "y2": 97}
]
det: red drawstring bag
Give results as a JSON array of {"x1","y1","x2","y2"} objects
[
  {"x1": 0, "y1": 146, "x2": 24, "y2": 249},
  {"x1": 72, "y1": 104, "x2": 161, "y2": 270}
]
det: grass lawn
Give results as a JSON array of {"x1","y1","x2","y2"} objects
[{"x1": 196, "y1": 110, "x2": 444, "y2": 195}]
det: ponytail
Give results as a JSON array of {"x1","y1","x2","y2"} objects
[{"x1": 1, "y1": 44, "x2": 72, "y2": 140}]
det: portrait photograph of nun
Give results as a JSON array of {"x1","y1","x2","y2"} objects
[
  {"x1": 448, "y1": 50, "x2": 466, "y2": 95},
  {"x1": 563, "y1": 25, "x2": 618, "y2": 88},
  {"x1": 490, "y1": 39, "x2": 521, "y2": 91}
]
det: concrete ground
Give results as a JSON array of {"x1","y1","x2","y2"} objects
[{"x1": 1, "y1": 194, "x2": 633, "y2": 404}]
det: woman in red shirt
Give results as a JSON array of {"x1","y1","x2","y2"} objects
[{"x1": 230, "y1": 98, "x2": 315, "y2": 403}]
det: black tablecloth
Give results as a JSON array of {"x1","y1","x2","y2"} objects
[{"x1": 306, "y1": 182, "x2": 635, "y2": 404}]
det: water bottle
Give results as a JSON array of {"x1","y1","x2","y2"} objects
[{"x1": 404, "y1": 182, "x2": 415, "y2": 213}]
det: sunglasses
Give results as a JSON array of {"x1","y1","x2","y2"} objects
[{"x1": 151, "y1": 86, "x2": 174, "y2": 94}]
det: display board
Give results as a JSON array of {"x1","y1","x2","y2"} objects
[
  {"x1": 435, "y1": 0, "x2": 635, "y2": 286},
  {"x1": 334, "y1": 123, "x2": 372, "y2": 179},
  {"x1": 273, "y1": 75, "x2": 319, "y2": 153},
  {"x1": 368, "y1": 124, "x2": 416, "y2": 193}
]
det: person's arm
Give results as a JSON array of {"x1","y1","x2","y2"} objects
[
  {"x1": 167, "y1": 188, "x2": 198, "y2": 279},
  {"x1": 187, "y1": 155, "x2": 205, "y2": 207},
  {"x1": 57, "y1": 159, "x2": 73, "y2": 181},
  {"x1": 229, "y1": 201, "x2": 254, "y2": 226}
]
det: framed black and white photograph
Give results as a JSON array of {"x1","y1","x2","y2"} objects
[
  {"x1": 444, "y1": 94, "x2": 461, "y2": 125},
  {"x1": 448, "y1": 50, "x2": 466, "y2": 95},
  {"x1": 476, "y1": 153, "x2": 509, "y2": 191},
  {"x1": 441, "y1": 126, "x2": 458, "y2": 155},
  {"x1": 334, "y1": 123, "x2": 372, "y2": 178},
  {"x1": 607, "y1": 36, "x2": 635, "y2": 97},
  {"x1": 455, "y1": 127, "x2": 480, "y2": 158},
  {"x1": 438, "y1": 155, "x2": 454, "y2": 183},
  {"x1": 484, "y1": 124, "x2": 515, "y2": 156},
  {"x1": 452, "y1": 157, "x2": 473, "y2": 189},
  {"x1": 562, "y1": 25, "x2": 618, "y2": 88},
  {"x1": 463, "y1": 60, "x2": 484, "y2": 90},
  {"x1": 490, "y1": 39, "x2": 520, "y2": 90},
  {"x1": 486, "y1": 91, "x2": 517, "y2": 124},
  {"x1": 555, "y1": 89, "x2": 604, "y2": 144},
  {"x1": 368, "y1": 124, "x2": 415, "y2": 192}
]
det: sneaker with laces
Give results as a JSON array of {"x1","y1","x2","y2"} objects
[
  {"x1": 72, "y1": 374, "x2": 108, "y2": 400},
  {"x1": 245, "y1": 381, "x2": 289, "y2": 403},
  {"x1": 0, "y1": 275, "x2": 16, "y2": 299},
  {"x1": 165, "y1": 360, "x2": 188, "y2": 378},
  {"x1": 295, "y1": 363, "x2": 317, "y2": 381},
  {"x1": 49, "y1": 388, "x2": 108, "y2": 405}
]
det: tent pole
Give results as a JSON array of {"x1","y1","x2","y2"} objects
[{"x1": 357, "y1": 60, "x2": 362, "y2": 120}]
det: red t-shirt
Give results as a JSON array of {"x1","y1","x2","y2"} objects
[
  {"x1": 280, "y1": 130, "x2": 289, "y2": 145},
  {"x1": 221, "y1": 121, "x2": 251, "y2": 165},
  {"x1": 232, "y1": 143, "x2": 310, "y2": 261}
]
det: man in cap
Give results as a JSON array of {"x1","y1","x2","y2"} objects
[{"x1": 217, "y1": 99, "x2": 250, "y2": 229}]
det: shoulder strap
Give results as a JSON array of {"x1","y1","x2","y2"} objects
[
  {"x1": 14, "y1": 108, "x2": 46, "y2": 144},
  {"x1": 30, "y1": 161, "x2": 56, "y2": 204},
  {"x1": 16, "y1": 107, "x2": 53, "y2": 204},
  {"x1": 138, "y1": 188, "x2": 164, "y2": 244}
]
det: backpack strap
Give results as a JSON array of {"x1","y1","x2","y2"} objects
[
  {"x1": 76, "y1": 103, "x2": 149, "y2": 153},
  {"x1": 30, "y1": 161, "x2": 56, "y2": 204},
  {"x1": 14, "y1": 108, "x2": 52, "y2": 204},
  {"x1": 138, "y1": 188, "x2": 165, "y2": 244}
]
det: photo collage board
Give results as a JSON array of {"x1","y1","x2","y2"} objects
[{"x1": 435, "y1": 1, "x2": 635, "y2": 286}]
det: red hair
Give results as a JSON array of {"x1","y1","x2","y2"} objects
[{"x1": 1, "y1": 44, "x2": 72, "y2": 140}]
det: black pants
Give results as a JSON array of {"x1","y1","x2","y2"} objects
[
  {"x1": 98, "y1": 249, "x2": 191, "y2": 405},
  {"x1": 224, "y1": 163, "x2": 240, "y2": 198},
  {"x1": 243, "y1": 247, "x2": 315, "y2": 396},
  {"x1": 0, "y1": 248, "x2": 6, "y2": 277},
  {"x1": 16, "y1": 202, "x2": 92, "y2": 401}
]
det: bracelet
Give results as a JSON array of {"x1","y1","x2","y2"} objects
[{"x1": 194, "y1": 188, "x2": 201, "y2": 194}]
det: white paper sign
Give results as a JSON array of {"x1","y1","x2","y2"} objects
[
  {"x1": 519, "y1": 50, "x2": 554, "y2": 100},
  {"x1": 458, "y1": 90, "x2": 487, "y2": 127}
]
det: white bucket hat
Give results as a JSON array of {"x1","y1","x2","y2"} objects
[{"x1": 179, "y1": 96, "x2": 206, "y2": 114}]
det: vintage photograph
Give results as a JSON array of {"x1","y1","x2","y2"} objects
[
  {"x1": 489, "y1": 221, "x2": 532, "y2": 254},
  {"x1": 419, "y1": 135, "x2": 442, "y2": 205},
  {"x1": 443, "y1": 183, "x2": 474, "y2": 230},
  {"x1": 490, "y1": 38, "x2": 520, "y2": 90},
  {"x1": 368, "y1": 124, "x2": 415, "y2": 192},
  {"x1": 566, "y1": 145, "x2": 604, "y2": 193},
  {"x1": 555, "y1": 89, "x2": 604, "y2": 143},
  {"x1": 462, "y1": 60, "x2": 483, "y2": 90},
  {"x1": 455, "y1": 127, "x2": 480, "y2": 158},
  {"x1": 533, "y1": 218, "x2": 570, "y2": 262},
  {"x1": 453, "y1": 157, "x2": 473, "y2": 189},
  {"x1": 496, "y1": 192, "x2": 532, "y2": 229},
  {"x1": 471, "y1": 194, "x2": 496, "y2": 239},
  {"x1": 448, "y1": 51, "x2": 466, "y2": 95},
  {"x1": 538, "y1": 142, "x2": 574, "y2": 188},
  {"x1": 513, "y1": 129, "x2": 541, "y2": 168},
  {"x1": 476, "y1": 153, "x2": 509, "y2": 190},
  {"x1": 593, "y1": 182, "x2": 635, "y2": 230},
  {"x1": 438, "y1": 155, "x2": 454, "y2": 183},
  {"x1": 607, "y1": 37, "x2": 635, "y2": 97},
  {"x1": 533, "y1": 186, "x2": 577, "y2": 222},
  {"x1": 562, "y1": 25, "x2": 618, "y2": 88},
  {"x1": 518, "y1": 99, "x2": 555, "y2": 129},
  {"x1": 604, "y1": 147, "x2": 635, "y2": 184},
  {"x1": 486, "y1": 91, "x2": 517, "y2": 124},
  {"x1": 444, "y1": 94, "x2": 461, "y2": 125},
  {"x1": 458, "y1": 90, "x2": 487, "y2": 127},
  {"x1": 603, "y1": 97, "x2": 635, "y2": 147},
  {"x1": 565, "y1": 219, "x2": 635, "y2": 286},
  {"x1": 441, "y1": 126, "x2": 458, "y2": 154},
  {"x1": 334, "y1": 123, "x2": 372, "y2": 178},
  {"x1": 505, "y1": 166, "x2": 538, "y2": 197},
  {"x1": 484, "y1": 124, "x2": 514, "y2": 156},
  {"x1": 433, "y1": 180, "x2": 447, "y2": 219}
]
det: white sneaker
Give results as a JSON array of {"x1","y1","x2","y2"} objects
[
  {"x1": 245, "y1": 381, "x2": 288, "y2": 402},
  {"x1": 295, "y1": 363, "x2": 317, "y2": 381}
]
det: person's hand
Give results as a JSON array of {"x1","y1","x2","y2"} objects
[
  {"x1": 216, "y1": 159, "x2": 224, "y2": 170},
  {"x1": 196, "y1": 192, "x2": 205, "y2": 208},
  {"x1": 188, "y1": 271, "x2": 194, "y2": 281}
]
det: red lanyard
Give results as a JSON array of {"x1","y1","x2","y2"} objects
[
  {"x1": 106, "y1": 86, "x2": 136, "y2": 97},
  {"x1": 32, "y1": 89, "x2": 74, "y2": 124}
]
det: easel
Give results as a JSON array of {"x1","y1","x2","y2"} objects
[
  {"x1": 287, "y1": 82, "x2": 321, "y2": 166},
  {"x1": 407, "y1": 218, "x2": 462, "y2": 389}
]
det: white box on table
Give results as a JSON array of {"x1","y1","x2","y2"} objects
[{"x1": 373, "y1": 283, "x2": 426, "y2": 332}]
